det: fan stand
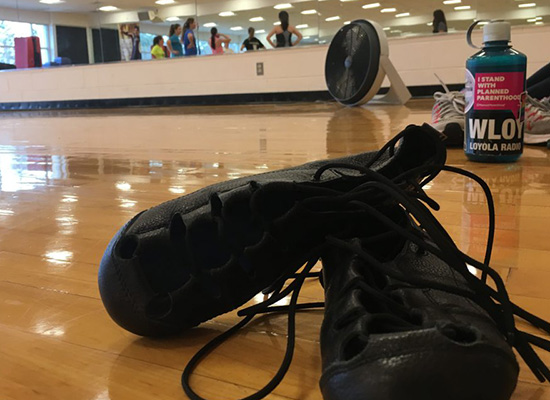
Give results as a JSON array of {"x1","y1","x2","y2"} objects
[{"x1": 368, "y1": 56, "x2": 411, "y2": 105}]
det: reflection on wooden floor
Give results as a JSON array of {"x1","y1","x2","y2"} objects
[{"x1": 1, "y1": 100, "x2": 549, "y2": 400}]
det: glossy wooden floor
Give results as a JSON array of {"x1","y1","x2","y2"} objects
[{"x1": 1, "y1": 101, "x2": 549, "y2": 400}]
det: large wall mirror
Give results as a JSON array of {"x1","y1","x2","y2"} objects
[{"x1": 0, "y1": 0, "x2": 549, "y2": 71}]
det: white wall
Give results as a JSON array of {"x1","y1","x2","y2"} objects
[
  {"x1": 0, "y1": 6, "x2": 96, "y2": 27},
  {"x1": 385, "y1": 24, "x2": 550, "y2": 89},
  {"x1": 0, "y1": 44, "x2": 326, "y2": 102},
  {"x1": 0, "y1": 24, "x2": 549, "y2": 104}
]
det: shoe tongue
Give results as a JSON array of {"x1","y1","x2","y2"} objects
[
  {"x1": 355, "y1": 206, "x2": 409, "y2": 259},
  {"x1": 395, "y1": 124, "x2": 447, "y2": 175}
]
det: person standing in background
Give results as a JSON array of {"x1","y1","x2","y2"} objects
[
  {"x1": 209, "y1": 28, "x2": 231, "y2": 55},
  {"x1": 183, "y1": 18, "x2": 198, "y2": 56},
  {"x1": 167, "y1": 24, "x2": 183, "y2": 57},
  {"x1": 266, "y1": 11, "x2": 303, "y2": 48},
  {"x1": 432, "y1": 10, "x2": 448, "y2": 33},
  {"x1": 241, "y1": 27, "x2": 265, "y2": 52},
  {"x1": 122, "y1": 25, "x2": 142, "y2": 60},
  {"x1": 151, "y1": 36, "x2": 165, "y2": 59}
]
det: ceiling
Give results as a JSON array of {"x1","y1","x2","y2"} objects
[{"x1": 2, "y1": 0, "x2": 549, "y2": 40}]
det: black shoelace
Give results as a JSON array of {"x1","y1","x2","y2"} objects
[
  {"x1": 322, "y1": 163, "x2": 550, "y2": 381},
  {"x1": 182, "y1": 136, "x2": 550, "y2": 399}
]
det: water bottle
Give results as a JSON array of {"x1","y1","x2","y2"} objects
[{"x1": 464, "y1": 20, "x2": 527, "y2": 163}]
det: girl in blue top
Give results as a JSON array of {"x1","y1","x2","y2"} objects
[
  {"x1": 167, "y1": 24, "x2": 183, "y2": 57},
  {"x1": 183, "y1": 18, "x2": 197, "y2": 56}
]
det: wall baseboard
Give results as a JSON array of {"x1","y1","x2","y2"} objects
[{"x1": 0, "y1": 84, "x2": 464, "y2": 111}]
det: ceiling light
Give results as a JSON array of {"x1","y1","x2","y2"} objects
[
  {"x1": 454, "y1": 5, "x2": 471, "y2": 10},
  {"x1": 535, "y1": 21, "x2": 544, "y2": 24},
  {"x1": 478, "y1": 21, "x2": 489, "y2": 25},
  {"x1": 344, "y1": 21, "x2": 351, "y2": 24},
  {"x1": 518, "y1": 2, "x2": 536, "y2": 7},
  {"x1": 155, "y1": 0, "x2": 175, "y2": 4},
  {"x1": 527, "y1": 17, "x2": 538, "y2": 22},
  {"x1": 203, "y1": 22, "x2": 216, "y2": 27},
  {"x1": 427, "y1": 22, "x2": 433, "y2": 26},
  {"x1": 390, "y1": 29, "x2": 401, "y2": 33},
  {"x1": 165, "y1": 16, "x2": 181, "y2": 21},
  {"x1": 303, "y1": 36, "x2": 311, "y2": 39},
  {"x1": 39, "y1": 0, "x2": 65, "y2": 4},
  {"x1": 362, "y1": 2, "x2": 380, "y2": 8},
  {"x1": 380, "y1": 8, "x2": 397, "y2": 13},
  {"x1": 274, "y1": 3, "x2": 293, "y2": 9},
  {"x1": 256, "y1": 29, "x2": 266, "y2": 33},
  {"x1": 273, "y1": 21, "x2": 281, "y2": 25},
  {"x1": 296, "y1": 24, "x2": 309, "y2": 28},
  {"x1": 301, "y1": 9, "x2": 318, "y2": 14},
  {"x1": 340, "y1": 0, "x2": 358, "y2": 2},
  {"x1": 99, "y1": 5, "x2": 118, "y2": 11},
  {"x1": 219, "y1": 11, "x2": 235, "y2": 16},
  {"x1": 325, "y1": 16, "x2": 341, "y2": 21},
  {"x1": 443, "y1": 0, "x2": 461, "y2": 4},
  {"x1": 383, "y1": 26, "x2": 390, "y2": 30},
  {"x1": 230, "y1": 26, "x2": 243, "y2": 31},
  {"x1": 395, "y1": 12, "x2": 410, "y2": 17},
  {"x1": 249, "y1": 16, "x2": 264, "y2": 22}
]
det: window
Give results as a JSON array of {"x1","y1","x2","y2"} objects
[
  {"x1": 227, "y1": 42, "x2": 240, "y2": 54},
  {"x1": 0, "y1": 20, "x2": 50, "y2": 65},
  {"x1": 140, "y1": 33, "x2": 155, "y2": 60},
  {"x1": 197, "y1": 40, "x2": 212, "y2": 55}
]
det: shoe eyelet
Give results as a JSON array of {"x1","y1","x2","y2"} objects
[
  {"x1": 117, "y1": 235, "x2": 139, "y2": 259},
  {"x1": 210, "y1": 193, "x2": 223, "y2": 217},
  {"x1": 146, "y1": 293, "x2": 173, "y2": 319},
  {"x1": 341, "y1": 334, "x2": 369, "y2": 361},
  {"x1": 169, "y1": 213, "x2": 186, "y2": 241},
  {"x1": 439, "y1": 324, "x2": 479, "y2": 345},
  {"x1": 409, "y1": 242, "x2": 428, "y2": 256}
]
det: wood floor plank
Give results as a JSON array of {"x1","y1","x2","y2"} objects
[{"x1": 0, "y1": 101, "x2": 548, "y2": 399}]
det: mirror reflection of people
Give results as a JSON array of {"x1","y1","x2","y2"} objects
[
  {"x1": 266, "y1": 11, "x2": 303, "y2": 48},
  {"x1": 167, "y1": 24, "x2": 183, "y2": 57},
  {"x1": 151, "y1": 36, "x2": 165, "y2": 59},
  {"x1": 432, "y1": 10, "x2": 448, "y2": 33},
  {"x1": 122, "y1": 25, "x2": 141, "y2": 60},
  {"x1": 241, "y1": 27, "x2": 265, "y2": 52},
  {"x1": 209, "y1": 27, "x2": 231, "y2": 55},
  {"x1": 183, "y1": 18, "x2": 198, "y2": 56}
]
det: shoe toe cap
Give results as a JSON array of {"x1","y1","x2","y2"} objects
[
  {"x1": 320, "y1": 328, "x2": 518, "y2": 400},
  {"x1": 98, "y1": 216, "x2": 181, "y2": 337}
]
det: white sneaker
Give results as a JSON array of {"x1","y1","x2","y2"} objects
[
  {"x1": 430, "y1": 75, "x2": 465, "y2": 148},
  {"x1": 525, "y1": 96, "x2": 550, "y2": 146},
  {"x1": 539, "y1": 96, "x2": 550, "y2": 112}
]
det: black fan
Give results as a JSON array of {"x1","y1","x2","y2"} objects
[{"x1": 325, "y1": 20, "x2": 388, "y2": 106}]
